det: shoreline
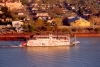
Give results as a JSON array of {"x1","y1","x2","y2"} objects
[
  {"x1": 0, "y1": 33, "x2": 100, "y2": 41},
  {"x1": 73, "y1": 33, "x2": 100, "y2": 37}
]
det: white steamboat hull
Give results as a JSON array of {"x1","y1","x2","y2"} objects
[
  {"x1": 20, "y1": 34, "x2": 77, "y2": 47},
  {"x1": 27, "y1": 39, "x2": 71, "y2": 46}
]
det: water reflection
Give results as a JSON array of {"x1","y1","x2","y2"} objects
[
  {"x1": 27, "y1": 47, "x2": 70, "y2": 55},
  {"x1": 25, "y1": 47, "x2": 72, "y2": 67},
  {"x1": 26, "y1": 46, "x2": 70, "y2": 53},
  {"x1": 26, "y1": 46, "x2": 71, "y2": 58}
]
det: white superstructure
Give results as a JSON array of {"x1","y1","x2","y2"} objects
[{"x1": 22, "y1": 34, "x2": 76, "y2": 47}]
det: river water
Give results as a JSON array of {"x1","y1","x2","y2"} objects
[{"x1": 0, "y1": 37, "x2": 100, "y2": 67}]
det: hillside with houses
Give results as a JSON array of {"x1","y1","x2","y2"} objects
[{"x1": 0, "y1": 0, "x2": 100, "y2": 34}]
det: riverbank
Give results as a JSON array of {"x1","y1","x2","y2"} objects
[
  {"x1": 73, "y1": 33, "x2": 100, "y2": 37},
  {"x1": 0, "y1": 33, "x2": 31, "y2": 41},
  {"x1": 0, "y1": 33, "x2": 100, "y2": 40}
]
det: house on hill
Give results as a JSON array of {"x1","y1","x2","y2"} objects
[
  {"x1": 68, "y1": 17, "x2": 90, "y2": 27},
  {"x1": 0, "y1": 2, "x2": 5, "y2": 6},
  {"x1": 5, "y1": 1, "x2": 23, "y2": 11},
  {"x1": 36, "y1": 12, "x2": 50, "y2": 20},
  {"x1": 12, "y1": 21, "x2": 24, "y2": 32},
  {"x1": 36, "y1": 12, "x2": 49, "y2": 17}
]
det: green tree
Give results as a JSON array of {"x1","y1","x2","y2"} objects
[
  {"x1": 90, "y1": 6, "x2": 98, "y2": 14},
  {"x1": 65, "y1": 0, "x2": 73, "y2": 4},
  {"x1": 1, "y1": 6, "x2": 8, "y2": 13},
  {"x1": 34, "y1": 19, "x2": 44, "y2": 30},
  {"x1": 28, "y1": 24, "x2": 34, "y2": 32},
  {"x1": 53, "y1": 6, "x2": 63, "y2": 15},
  {"x1": 47, "y1": 9, "x2": 56, "y2": 17},
  {"x1": 33, "y1": 0, "x2": 39, "y2": 3},
  {"x1": 20, "y1": 0, "x2": 28, "y2": 5},
  {"x1": 39, "y1": 0, "x2": 60, "y2": 5},
  {"x1": 66, "y1": 0, "x2": 80, "y2": 5},
  {"x1": 94, "y1": 28, "x2": 100, "y2": 33},
  {"x1": 55, "y1": 17, "x2": 63, "y2": 26},
  {"x1": 45, "y1": 23, "x2": 51, "y2": 31},
  {"x1": 23, "y1": 23, "x2": 34, "y2": 32},
  {"x1": 23, "y1": 24, "x2": 28, "y2": 31}
]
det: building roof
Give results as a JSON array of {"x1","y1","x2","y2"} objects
[
  {"x1": 79, "y1": 18, "x2": 90, "y2": 23},
  {"x1": 68, "y1": 16, "x2": 79, "y2": 23}
]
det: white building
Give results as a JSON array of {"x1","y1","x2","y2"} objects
[
  {"x1": 12, "y1": 21, "x2": 23, "y2": 28},
  {"x1": 12, "y1": 21, "x2": 24, "y2": 32},
  {"x1": 5, "y1": 0, "x2": 23, "y2": 11}
]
